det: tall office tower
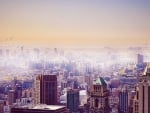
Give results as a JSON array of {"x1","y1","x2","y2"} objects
[
  {"x1": 118, "y1": 86, "x2": 128, "y2": 113},
  {"x1": 133, "y1": 87, "x2": 139, "y2": 113},
  {"x1": 128, "y1": 90, "x2": 136, "y2": 113},
  {"x1": 0, "y1": 100, "x2": 5, "y2": 113},
  {"x1": 15, "y1": 85, "x2": 22, "y2": 100},
  {"x1": 35, "y1": 74, "x2": 57, "y2": 105},
  {"x1": 61, "y1": 80, "x2": 67, "y2": 90},
  {"x1": 133, "y1": 67, "x2": 150, "y2": 113},
  {"x1": 67, "y1": 89, "x2": 79, "y2": 113},
  {"x1": 85, "y1": 75, "x2": 93, "y2": 90},
  {"x1": 8, "y1": 90, "x2": 15, "y2": 105},
  {"x1": 0, "y1": 49, "x2": 2, "y2": 56},
  {"x1": 137, "y1": 54, "x2": 144, "y2": 64},
  {"x1": 89, "y1": 77, "x2": 110, "y2": 113}
]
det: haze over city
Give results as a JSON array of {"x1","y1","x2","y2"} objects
[{"x1": 0, "y1": 1, "x2": 150, "y2": 113}]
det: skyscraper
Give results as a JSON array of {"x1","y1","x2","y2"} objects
[
  {"x1": 89, "y1": 77, "x2": 110, "y2": 113},
  {"x1": 0, "y1": 100, "x2": 5, "y2": 113},
  {"x1": 15, "y1": 85, "x2": 22, "y2": 100},
  {"x1": 118, "y1": 86, "x2": 128, "y2": 113},
  {"x1": 35, "y1": 74, "x2": 57, "y2": 105},
  {"x1": 8, "y1": 90, "x2": 15, "y2": 105},
  {"x1": 133, "y1": 67, "x2": 150, "y2": 113},
  {"x1": 67, "y1": 89, "x2": 79, "y2": 113},
  {"x1": 137, "y1": 54, "x2": 144, "y2": 64}
]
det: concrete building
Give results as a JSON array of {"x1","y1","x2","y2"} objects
[
  {"x1": 118, "y1": 86, "x2": 128, "y2": 113},
  {"x1": 89, "y1": 77, "x2": 110, "y2": 113},
  {"x1": 0, "y1": 100, "x2": 5, "y2": 113},
  {"x1": 35, "y1": 74, "x2": 57, "y2": 105},
  {"x1": 133, "y1": 67, "x2": 150, "y2": 113},
  {"x1": 67, "y1": 89, "x2": 79, "y2": 113},
  {"x1": 8, "y1": 90, "x2": 15, "y2": 105},
  {"x1": 15, "y1": 85, "x2": 22, "y2": 100}
]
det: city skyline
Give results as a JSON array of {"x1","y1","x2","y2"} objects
[{"x1": 0, "y1": 0, "x2": 150, "y2": 47}]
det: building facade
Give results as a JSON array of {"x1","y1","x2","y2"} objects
[
  {"x1": 8, "y1": 90, "x2": 15, "y2": 105},
  {"x1": 118, "y1": 86, "x2": 128, "y2": 113},
  {"x1": 133, "y1": 67, "x2": 150, "y2": 113},
  {"x1": 89, "y1": 77, "x2": 110, "y2": 113},
  {"x1": 67, "y1": 89, "x2": 79, "y2": 113},
  {"x1": 35, "y1": 74, "x2": 57, "y2": 105}
]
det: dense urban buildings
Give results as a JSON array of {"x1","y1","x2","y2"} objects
[
  {"x1": 0, "y1": 0, "x2": 149, "y2": 112},
  {"x1": 0, "y1": 46, "x2": 149, "y2": 113}
]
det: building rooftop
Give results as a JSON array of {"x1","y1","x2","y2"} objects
[
  {"x1": 33, "y1": 104, "x2": 65, "y2": 110},
  {"x1": 142, "y1": 65, "x2": 150, "y2": 76},
  {"x1": 13, "y1": 104, "x2": 66, "y2": 111},
  {"x1": 93, "y1": 77, "x2": 107, "y2": 85}
]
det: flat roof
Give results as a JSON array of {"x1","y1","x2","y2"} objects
[{"x1": 33, "y1": 104, "x2": 65, "y2": 110}]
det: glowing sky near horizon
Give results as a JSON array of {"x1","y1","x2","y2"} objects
[{"x1": 0, "y1": 0, "x2": 150, "y2": 47}]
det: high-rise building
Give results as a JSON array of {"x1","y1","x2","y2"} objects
[
  {"x1": 89, "y1": 77, "x2": 110, "y2": 113},
  {"x1": 133, "y1": 67, "x2": 150, "y2": 113},
  {"x1": 137, "y1": 54, "x2": 144, "y2": 64},
  {"x1": 133, "y1": 87, "x2": 139, "y2": 113},
  {"x1": 15, "y1": 85, "x2": 22, "y2": 100},
  {"x1": 35, "y1": 74, "x2": 57, "y2": 105},
  {"x1": 67, "y1": 89, "x2": 79, "y2": 113},
  {"x1": 61, "y1": 80, "x2": 67, "y2": 90},
  {"x1": 128, "y1": 90, "x2": 136, "y2": 113},
  {"x1": 85, "y1": 75, "x2": 93, "y2": 90},
  {"x1": 0, "y1": 100, "x2": 5, "y2": 113},
  {"x1": 118, "y1": 86, "x2": 128, "y2": 113},
  {"x1": 8, "y1": 90, "x2": 15, "y2": 105}
]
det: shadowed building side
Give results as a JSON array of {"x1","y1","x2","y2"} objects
[{"x1": 35, "y1": 74, "x2": 57, "y2": 105}]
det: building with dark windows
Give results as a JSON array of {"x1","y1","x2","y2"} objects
[
  {"x1": 35, "y1": 74, "x2": 57, "y2": 105},
  {"x1": 133, "y1": 66, "x2": 150, "y2": 113},
  {"x1": 118, "y1": 85, "x2": 128, "y2": 113},
  {"x1": 15, "y1": 85, "x2": 22, "y2": 100},
  {"x1": 0, "y1": 100, "x2": 5, "y2": 113},
  {"x1": 67, "y1": 89, "x2": 79, "y2": 113},
  {"x1": 8, "y1": 90, "x2": 15, "y2": 105},
  {"x1": 89, "y1": 77, "x2": 110, "y2": 113}
]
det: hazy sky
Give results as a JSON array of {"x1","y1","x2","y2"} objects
[{"x1": 0, "y1": 0, "x2": 150, "y2": 47}]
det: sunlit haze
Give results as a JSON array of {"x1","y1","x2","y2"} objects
[
  {"x1": 1, "y1": 1, "x2": 150, "y2": 112},
  {"x1": 0, "y1": 0, "x2": 150, "y2": 47}
]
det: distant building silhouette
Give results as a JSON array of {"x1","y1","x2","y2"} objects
[{"x1": 137, "y1": 54, "x2": 143, "y2": 64}]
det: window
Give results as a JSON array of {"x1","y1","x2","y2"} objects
[{"x1": 95, "y1": 99, "x2": 99, "y2": 108}]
